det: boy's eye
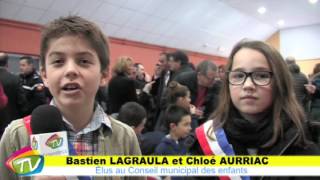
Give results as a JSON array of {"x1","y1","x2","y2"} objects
[
  {"x1": 52, "y1": 59, "x2": 64, "y2": 64},
  {"x1": 80, "y1": 59, "x2": 88, "y2": 63},
  {"x1": 79, "y1": 59, "x2": 91, "y2": 64}
]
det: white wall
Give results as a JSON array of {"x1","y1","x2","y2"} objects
[{"x1": 280, "y1": 24, "x2": 320, "y2": 60}]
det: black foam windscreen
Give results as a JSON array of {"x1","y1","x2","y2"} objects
[{"x1": 31, "y1": 105, "x2": 65, "y2": 134}]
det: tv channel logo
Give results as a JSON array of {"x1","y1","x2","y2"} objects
[
  {"x1": 5, "y1": 146, "x2": 44, "y2": 176},
  {"x1": 46, "y1": 134, "x2": 63, "y2": 149}
]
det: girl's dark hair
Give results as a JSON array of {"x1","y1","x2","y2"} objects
[{"x1": 166, "y1": 81, "x2": 189, "y2": 104}]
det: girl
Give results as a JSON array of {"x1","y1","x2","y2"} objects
[
  {"x1": 192, "y1": 40, "x2": 319, "y2": 179},
  {"x1": 155, "y1": 81, "x2": 200, "y2": 133}
]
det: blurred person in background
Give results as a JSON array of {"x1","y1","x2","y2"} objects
[
  {"x1": 0, "y1": 52, "x2": 28, "y2": 138},
  {"x1": 174, "y1": 60, "x2": 222, "y2": 122},
  {"x1": 287, "y1": 61, "x2": 309, "y2": 110},
  {"x1": 107, "y1": 56, "x2": 138, "y2": 114},
  {"x1": 168, "y1": 50, "x2": 194, "y2": 80},
  {"x1": 305, "y1": 63, "x2": 320, "y2": 144},
  {"x1": 19, "y1": 56, "x2": 47, "y2": 114}
]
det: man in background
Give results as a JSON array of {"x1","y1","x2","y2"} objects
[
  {"x1": 0, "y1": 52, "x2": 27, "y2": 137},
  {"x1": 168, "y1": 50, "x2": 194, "y2": 80},
  {"x1": 285, "y1": 56, "x2": 309, "y2": 109},
  {"x1": 19, "y1": 56, "x2": 47, "y2": 114},
  {"x1": 174, "y1": 60, "x2": 222, "y2": 122}
]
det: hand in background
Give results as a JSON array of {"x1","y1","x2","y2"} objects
[
  {"x1": 305, "y1": 84, "x2": 316, "y2": 94},
  {"x1": 143, "y1": 81, "x2": 155, "y2": 94},
  {"x1": 190, "y1": 105, "x2": 203, "y2": 117}
]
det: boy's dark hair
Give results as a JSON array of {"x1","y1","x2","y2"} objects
[
  {"x1": 118, "y1": 102, "x2": 146, "y2": 127},
  {"x1": 40, "y1": 15, "x2": 109, "y2": 72},
  {"x1": 164, "y1": 105, "x2": 190, "y2": 129},
  {"x1": 19, "y1": 56, "x2": 33, "y2": 64},
  {"x1": 171, "y1": 50, "x2": 189, "y2": 65},
  {"x1": 0, "y1": 53, "x2": 8, "y2": 67}
]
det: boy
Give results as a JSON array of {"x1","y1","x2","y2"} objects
[
  {"x1": 0, "y1": 16, "x2": 142, "y2": 180},
  {"x1": 118, "y1": 102, "x2": 166, "y2": 155},
  {"x1": 118, "y1": 102, "x2": 147, "y2": 135},
  {"x1": 154, "y1": 105, "x2": 192, "y2": 155}
]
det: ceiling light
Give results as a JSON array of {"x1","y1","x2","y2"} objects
[
  {"x1": 309, "y1": 0, "x2": 318, "y2": 4},
  {"x1": 257, "y1": 7, "x2": 266, "y2": 14},
  {"x1": 217, "y1": 46, "x2": 225, "y2": 52},
  {"x1": 202, "y1": 43, "x2": 209, "y2": 48},
  {"x1": 277, "y1": 20, "x2": 285, "y2": 26}
]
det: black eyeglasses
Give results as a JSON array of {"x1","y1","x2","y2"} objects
[{"x1": 227, "y1": 71, "x2": 273, "y2": 86}]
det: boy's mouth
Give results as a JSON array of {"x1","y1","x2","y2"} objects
[{"x1": 62, "y1": 83, "x2": 80, "y2": 91}]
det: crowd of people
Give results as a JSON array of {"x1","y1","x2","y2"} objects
[{"x1": 0, "y1": 15, "x2": 320, "y2": 180}]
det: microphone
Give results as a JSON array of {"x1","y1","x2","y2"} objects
[
  {"x1": 30, "y1": 105, "x2": 91, "y2": 180},
  {"x1": 30, "y1": 105, "x2": 69, "y2": 155}
]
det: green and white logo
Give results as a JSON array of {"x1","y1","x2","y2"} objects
[
  {"x1": 6, "y1": 147, "x2": 44, "y2": 176},
  {"x1": 45, "y1": 134, "x2": 63, "y2": 149}
]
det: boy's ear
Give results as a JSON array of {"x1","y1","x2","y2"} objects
[
  {"x1": 40, "y1": 67, "x2": 49, "y2": 87},
  {"x1": 99, "y1": 69, "x2": 109, "y2": 87}
]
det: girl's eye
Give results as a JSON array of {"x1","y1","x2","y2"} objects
[
  {"x1": 232, "y1": 72, "x2": 245, "y2": 79},
  {"x1": 254, "y1": 72, "x2": 270, "y2": 79}
]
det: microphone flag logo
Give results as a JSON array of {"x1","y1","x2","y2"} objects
[
  {"x1": 45, "y1": 134, "x2": 63, "y2": 149},
  {"x1": 31, "y1": 136, "x2": 39, "y2": 150}
]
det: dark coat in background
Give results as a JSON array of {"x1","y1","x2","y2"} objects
[
  {"x1": 288, "y1": 64, "x2": 309, "y2": 108},
  {"x1": 310, "y1": 73, "x2": 320, "y2": 110},
  {"x1": 174, "y1": 71, "x2": 222, "y2": 121},
  {"x1": 0, "y1": 82, "x2": 7, "y2": 109},
  {"x1": 107, "y1": 75, "x2": 138, "y2": 114},
  {"x1": 0, "y1": 68, "x2": 27, "y2": 137},
  {"x1": 309, "y1": 73, "x2": 320, "y2": 144},
  {"x1": 154, "y1": 136, "x2": 188, "y2": 155},
  {"x1": 19, "y1": 70, "x2": 47, "y2": 114},
  {"x1": 170, "y1": 64, "x2": 194, "y2": 82}
]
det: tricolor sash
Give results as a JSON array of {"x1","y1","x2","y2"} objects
[{"x1": 195, "y1": 120, "x2": 250, "y2": 180}]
